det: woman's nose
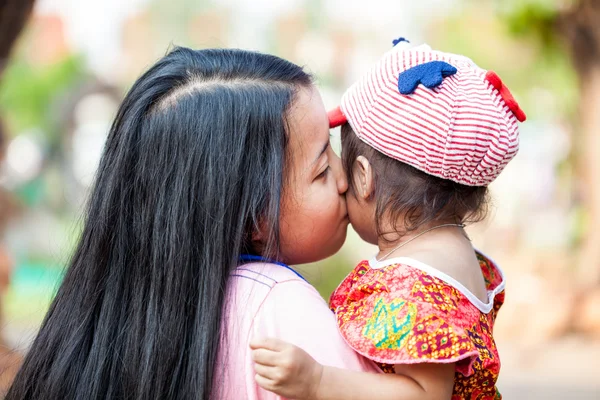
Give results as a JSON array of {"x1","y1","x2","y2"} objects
[{"x1": 331, "y1": 153, "x2": 348, "y2": 195}]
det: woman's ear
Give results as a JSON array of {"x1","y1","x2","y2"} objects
[
  {"x1": 352, "y1": 156, "x2": 374, "y2": 201},
  {"x1": 251, "y1": 222, "x2": 266, "y2": 254}
]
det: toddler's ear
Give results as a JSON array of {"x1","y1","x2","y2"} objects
[{"x1": 352, "y1": 156, "x2": 375, "y2": 201}]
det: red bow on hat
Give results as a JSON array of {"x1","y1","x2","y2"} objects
[{"x1": 484, "y1": 71, "x2": 526, "y2": 122}]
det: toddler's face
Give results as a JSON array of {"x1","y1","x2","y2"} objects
[{"x1": 344, "y1": 168, "x2": 378, "y2": 246}]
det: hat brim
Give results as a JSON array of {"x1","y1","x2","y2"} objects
[{"x1": 327, "y1": 106, "x2": 347, "y2": 129}]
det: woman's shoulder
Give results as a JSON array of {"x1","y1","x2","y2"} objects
[
  {"x1": 226, "y1": 262, "x2": 311, "y2": 319},
  {"x1": 230, "y1": 261, "x2": 327, "y2": 311},
  {"x1": 244, "y1": 262, "x2": 378, "y2": 373},
  {"x1": 232, "y1": 262, "x2": 307, "y2": 288}
]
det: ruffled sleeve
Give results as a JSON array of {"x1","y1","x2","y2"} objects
[{"x1": 331, "y1": 261, "x2": 498, "y2": 376}]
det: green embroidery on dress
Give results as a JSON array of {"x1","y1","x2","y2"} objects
[{"x1": 363, "y1": 298, "x2": 417, "y2": 350}]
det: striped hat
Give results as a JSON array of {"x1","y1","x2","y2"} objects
[{"x1": 328, "y1": 43, "x2": 525, "y2": 187}]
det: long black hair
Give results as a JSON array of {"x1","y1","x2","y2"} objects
[{"x1": 7, "y1": 47, "x2": 312, "y2": 400}]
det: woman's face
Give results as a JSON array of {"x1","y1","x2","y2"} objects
[{"x1": 278, "y1": 86, "x2": 349, "y2": 265}]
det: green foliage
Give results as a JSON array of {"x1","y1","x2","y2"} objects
[
  {"x1": 496, "y1": 0, "x2": 568, "y2": 52},
  {"x1": 430, "y1": 3, "x2": 579, "y2": 119},
  {"x1": 0, "y1": 55, "x2": 86, "y2": 137}
]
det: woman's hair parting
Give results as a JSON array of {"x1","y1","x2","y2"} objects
[
  {"x1": 341, "y1": 123, "x2": 489, "y2": 237},
  {"x1": 7, "y1": 47, "x2": 311, "y2": 400}
]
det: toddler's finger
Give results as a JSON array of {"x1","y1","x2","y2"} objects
[
  {"x1": 253, "y1": 363, "x2": 277, "y2": 380},
  {"x1": 250, "y1": 337, "x2": 288, "y2": 351},
  {"x1": 255, "y1": 374, "x2": 276, "y2": 392},
  {"x1": 249, "y1": 337, "x2": 267, "y2": 350},
  {"x1": 251, "y1": 348, "x2": 279, "y2": 366}
]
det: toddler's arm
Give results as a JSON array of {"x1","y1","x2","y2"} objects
[{"x1": 251, "y1": 338, "x2": 455, "y2": 400}]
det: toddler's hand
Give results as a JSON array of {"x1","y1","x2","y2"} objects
[{"x1": 250, "y1": 337, "x2": 323, "y2": 400}]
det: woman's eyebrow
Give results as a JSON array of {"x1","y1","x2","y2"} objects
[{"x1": 312, "y1": 141, "x2": 329, "y2": 167}]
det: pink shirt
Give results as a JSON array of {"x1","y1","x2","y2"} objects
[{"x1": 217, "y1": 262, "x2": 377, "y2": 399}]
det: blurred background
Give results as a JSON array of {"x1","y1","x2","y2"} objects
[{"x1": 0, "y1": 0, "x2": 598, "y2": 398}]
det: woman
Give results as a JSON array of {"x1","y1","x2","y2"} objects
[{"x1": 7, "y1": 47, "x2": 374, "y2": 400}]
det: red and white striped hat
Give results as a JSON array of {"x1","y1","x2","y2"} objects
[{"x1": 328, "y1": 43, "x2": 526, "y2": 187}]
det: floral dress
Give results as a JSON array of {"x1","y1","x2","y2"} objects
[{"x1": 330, "y1": 252, "x2": 505, "y2": 400}]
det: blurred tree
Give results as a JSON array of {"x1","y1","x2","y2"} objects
[
  {"x1": 0, "y1": 56, "x2": 85, "y2": 137},
  {"x1": 0, "y1": 0, "x2": 36, "y2": 392},
  {"x1": 0, "y1": 0, "x2": 36, "y2": 73},
  {"x1": 500, "y1": 0, "x2": 600, "y2": 285}
]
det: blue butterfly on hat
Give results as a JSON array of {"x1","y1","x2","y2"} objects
[
  {"x1": 392, "y1": 36, "x2": 458, "y2": 95},
  {"x1": 397, "y1": 61, "x2": 457, "y2": 95}
]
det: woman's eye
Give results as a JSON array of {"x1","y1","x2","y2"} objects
[{"x1": 317, "y1": 166, "x2": 330, "y2": 180}]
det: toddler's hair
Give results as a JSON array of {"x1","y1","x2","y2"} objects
[{"x1": 341, "y1": 123, "x2": 489, "y2": 237}]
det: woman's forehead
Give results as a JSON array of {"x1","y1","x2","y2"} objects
[{"x1": 287, "y1": 87, "x2": 329, "y2": 165}]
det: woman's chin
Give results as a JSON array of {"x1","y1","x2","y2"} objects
[
  {"x1": 324, "y1": 225, "x2": 350, "y2": 258},
  {"x1": 285, "y1": 228, "x2": 349, "y2": 265}
]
